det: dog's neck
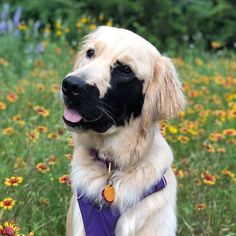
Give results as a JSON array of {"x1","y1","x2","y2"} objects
[{"x1": 72, "y1": 119, "x2": 158, "y2": 170}]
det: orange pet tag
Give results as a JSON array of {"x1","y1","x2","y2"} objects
[{"x1": 102, "y1": 185, "x2": 115, "y2": 204}]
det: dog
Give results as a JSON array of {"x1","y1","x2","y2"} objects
[{"x1": 61, "y1": 26, "x2": 185, "y2": 236}]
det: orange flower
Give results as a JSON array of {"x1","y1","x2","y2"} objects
[
  {"x1": 2, "y1": 127, "x2": 13, "y2": 135},
  {"x1": 16, "y1": 86, "x2": 24, "y2": 94},
  {"x1": 36, "y1": 163, "x2": 49, "y2": 173},
  {"x1": 4, "y1": 176, "x2": 23, "y2": 186},
  {"x1": 51, "y1": 84, "x2": 60, "y2": 93},
  {"x1": 177, "y1": 135, "x2": 189, "y2": 144},
  {"x1": 12, "y1": 114, "x2": 21, "y2": 121},
  {"x1": 0, "y1": 101, "x2": 7, "y2": 110},
  {"x1": 6, "y1": 93, "x2": 18, "y2": 102},
  {"x1": 201, "y1": 172, "x2": 216, "y2": 185},
  {"x1": 211, "y1": 41, "x2": 221, "y2": 49},
  {"x1": 36, "y1": 83, "x2": 45, "y2": 92},
  {"x1": 48, "y1": 155, "x2": 57, "y2": 165},
  {"x1": 0, "y1": 198, "x2": 16, "y2": 210},
  {"x1": 209, "y1": 132, "x2": 224, "y2": 142},
  {"x1": 34, "y1": 106, "x2": 49, "y2": 117},
  {"x1": 36, "y1": 125, "x2": 48, "y2": 133},
  {"x1": 59, "y1": 175, "x2": 70, "y2": 184},
  {"x1": 223, "y1": 129, "x2": 236, "y2": 136},
  {"x1": 195, "y1": 203, "x2": 207, "y2": 211},
  {"x1": 173, "y1": 168, "x2": 185, "y2": 178},
  {"x1": 65, "y1": 153, "x2": 73, "y2": 160},
  {"x1": 217, "y1": 147, "x2": 225, "y2": 153}
]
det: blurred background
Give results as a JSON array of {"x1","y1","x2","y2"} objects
[{"x1": 0, "y1": 1, "x2": 235, "y2": 235}]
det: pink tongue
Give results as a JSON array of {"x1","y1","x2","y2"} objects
[{"x1": 64, "y1": 107, "x2": 82, "y2": 123}]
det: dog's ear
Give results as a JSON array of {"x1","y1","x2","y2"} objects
[{"x1": 141, "y1": 55, "x2": 185, "y2": 131}]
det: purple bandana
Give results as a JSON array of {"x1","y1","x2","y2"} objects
[{"x1": 77, "y1": 176, "x2": 167, "y2": 236}]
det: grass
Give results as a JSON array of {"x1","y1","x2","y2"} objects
[{"x1": 0, "y1": 35, "x2": 235, "y2": 236}]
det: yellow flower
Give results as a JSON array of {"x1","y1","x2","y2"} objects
[
  {"x1": 27, "y1": 130, "x2": 39, "y2": 142},
  {"x1": 80, "y1": 16, "x2": 88, "y2": 24},
  {"x1": 3, "y1": 127, "x2": 13, "y2": 135},
  {"x1": 48, "y1": 133, "x2": 59, "y2": 139},
  {"x1": 0, "y1": 197, "x2": 16, "y2": 210},
  {"x1": 76, "y1": 22, "x2": 81, "y2": 29},
  {"x1": 211, "y1": 41, "x2": 222, "y2": 49},
  {"x1": 18, "y1": 22, "x2": 27, "y2": 31},
  {"x1": 106, "y1": 20, "x2": 113, "y2": 27},
  {"x1": 6, "y1": 93, "x2": 18, "y2": 102},
  {"x1": 4, "y1": 176, "x2": 23, "y2": 186},
  {"x1": 89, "y1": 24, "x2": 96, "y2": 31},
  {"x1": 168, "y1": 125, "x2": 178, "y2": 134},
  {"x1": 0, "y1": 101, "x2": 7, "y2": 110},
  {"x1": 56, "y1": 30, "x2": 63, "y2": 37},
  {"x1": 36, "y1": 125, "x2": 48, "y2": 133},
  {"x1": 36, "y1": 83, "x2": 45, "y2": 92}
]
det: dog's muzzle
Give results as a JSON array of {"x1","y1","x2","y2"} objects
[{"x1": 62, "y1": 75, "x2": 86, "y2": 98}]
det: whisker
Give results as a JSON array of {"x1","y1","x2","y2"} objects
[
  {"x1": 97, "y1": 106, "x2": 117, "y2": 126},
  {"x1": 84, "y1": 112, "x2": 103, "y2": 123}
]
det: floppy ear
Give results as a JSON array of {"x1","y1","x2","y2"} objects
[{"x1": 141, "y1": 55, "x2": 185, "y2": 131}]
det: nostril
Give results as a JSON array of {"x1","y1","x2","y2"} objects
[{"x1": 62, "y1": 75, "x2": 86, "y2": 96}]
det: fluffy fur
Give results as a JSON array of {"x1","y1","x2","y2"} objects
[{"x1": 63, "y1": 26, "x2": 185, "y2": 236}]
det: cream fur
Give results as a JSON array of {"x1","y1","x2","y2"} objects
[{"x1": 64, "y1": 26, "x2": 185, "y2": 236}]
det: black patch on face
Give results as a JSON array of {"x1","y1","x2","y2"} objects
[{"x1": 63, "y1": 63, "x2": 144, "y2": 133}]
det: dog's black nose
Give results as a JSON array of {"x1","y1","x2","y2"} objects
[{"x1": 62, "y1": 76, "x2": 86, "y2": 96}]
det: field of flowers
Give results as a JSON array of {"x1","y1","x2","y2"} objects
[{"x1": 0, "y1": 4, "x2": 236, "y2": 236}]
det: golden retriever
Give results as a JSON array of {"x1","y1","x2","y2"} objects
[{"x1": 61, "y1": 26, "x2": 185, "y2": 236}]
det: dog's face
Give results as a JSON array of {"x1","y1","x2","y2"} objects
[{"x1": 61, "y1": 26, "x2": 185, "y2": 133}]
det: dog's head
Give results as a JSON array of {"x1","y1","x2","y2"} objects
[{"x1": 61, "y1": 26, "x2": 185, "y2": 134}]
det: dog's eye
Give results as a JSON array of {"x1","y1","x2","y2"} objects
[
  {"x1": 115, "y1": 61, "x2": 133, "y2": 75},
  {"x1": 86, "y1": 48, "x2": 95, "y2": 58}
]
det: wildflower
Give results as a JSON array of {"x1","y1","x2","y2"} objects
[
  {"x1": 29, "y1": 232, "x2": 35, "y2": 236},
  {"x1": 48, "y1": 155, "x2": 57, "y2": 165},
  {"x1": 18, "y1": 22, "x2": 27, "y2": 31},
  {"x1": 27, "y1": 130, "x2": 39, "y2": 142},
  {"x1": 4, "y1": 176, "x2": 23, "y2": 186},
  {"x1": 106, "y1": 20, "x2": 113, "y2": 27},
  {"x1": 6, "y1": 93, "x2": 18, "y2": 102},
  {"x1": 33, "y1": 106, "x2": 49, "y2": 117},
  {"x1": 209, "y1": 132, "x2": 224, "y2": 142},
  {"x1": 51, "y1": 84, "x2": 60, "y2": 93},
  {"x1": 76, "y1": 22, "x2": 81, "y2": 29},
  {"x1": 204, "y1": 144, "x2": 215, "y2": 153},
  {"x1": 36, "y1": 125, "x2": 48, "y2": 133},
  {"x1": 80, "y1": 16, "x2": 88, "y2": 24},
  {"x1": 36, "y1": 83, "x2": 45, "y2": 92},
  {"x1": 65, "y1": 153, "x2": 73, "y2": 161},
  {"x1": 3, "y1": 127, "x2": 13, "y2": 135},
  {"x1": 201, "y1": 172, "x2": 216, "y2": 185},
  {"x1": 168, "y1": 125, "x2": 178, "y2": 134},
  {"x1": 0, "y1": 101, "x2": 7, "y2": 110},
  {"x1": 56, "y1": 30, "x2": 62, "y2": 37},
  {"x1": 223, "y1": 128, "x2": 236, "y2": 136},
  {"x1": 195, "y1": 203, "x2": 207, "y2": 211},
  {"x1": 221, "y1": 169, "x2": 235, "y2": 178},
  {"x1": 14, "y1": 157, "x2": 27, "y2": 168},
  {"x1": 0, "y1": 198, "x2": 16, "y2": 210},
  {"x1": 89, "y1": 24, "x2": 96, "y2": 31},
  {"x1": 39, "y1": 198, "x2": 49, "y2": 205},
  {"x1": 173, "y1": 168, "x2": 185, "y2": 178},
  {"x1": 211, "y1": 41, "x2": 222, "y2": 49},
  {"x1": 59, "y1": 175, "x2": 70, "y2": 184},
  {"x1": 177, "y1": 135, "x2": 189, "y2": 144},
  {"x1": 0, "y1": 57, "x2": 9, "y2": 66},
  {"x1": 36, "y1": 163, "x2": 49, "y2": 173},
  {"x1": 217, "y1": 147, "x2": 225, "y2": 153},
  {"x1": 228, "y1": 109, "x2": 236, "y2": 119},
  {"x1": 48, "y1": 133, "x2": 59, "y2": 139},
  {"x1": 0, "y1": 221, "x2": 20, "y2": 236},
  {"x1": 12, "y1": 114, "x2": 21, "y2": 121}
]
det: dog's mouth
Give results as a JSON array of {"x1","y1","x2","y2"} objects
[{"x1": 64, "y1": 107, "x2": 83, "y2": 123}]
